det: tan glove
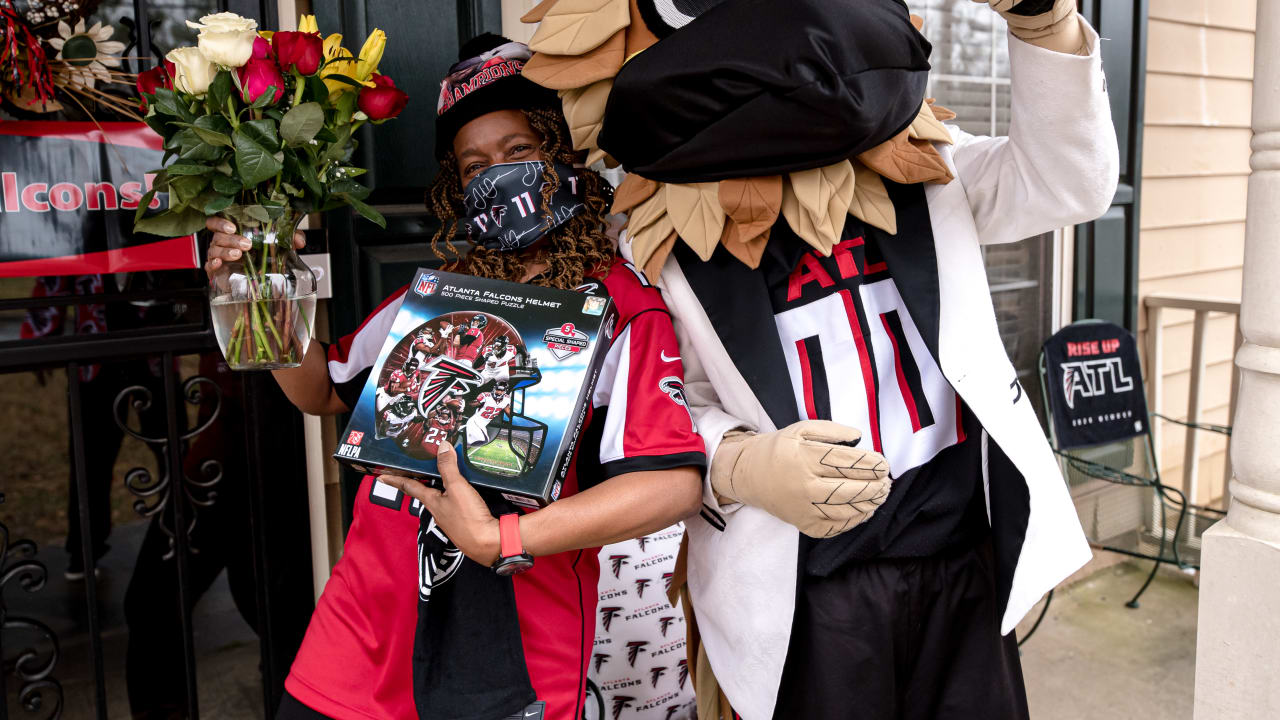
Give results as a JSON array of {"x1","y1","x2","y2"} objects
[
  {"x1": 711, "y1": 420, "x2": 891, "y2": 539},
  {"x1": 976, "y1": 0, "x2": 1088, "y2": 54}
]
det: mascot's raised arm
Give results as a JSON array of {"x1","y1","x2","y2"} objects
[{"x1": 521, "y1": 1, "x2": 1117, "y2": 718}]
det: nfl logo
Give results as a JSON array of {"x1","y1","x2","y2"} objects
[{"x1": 415, "y1": 273, "x2": 440, "y2": 297}]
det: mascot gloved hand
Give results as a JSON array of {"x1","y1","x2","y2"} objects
[
  {"x1": 710, "y1": 420, "x2": 890, "y2": 539},
  {"x1": 976, "y1": 0, "x2": 1088, "y2": 53}
]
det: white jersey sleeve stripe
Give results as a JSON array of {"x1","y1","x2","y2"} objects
[
  {"x1": 328, "y1": 293, "x2": 405, "y2": 383},
  {"x1": 594, "y1": 325, "x2": 632, "y2": 465}
]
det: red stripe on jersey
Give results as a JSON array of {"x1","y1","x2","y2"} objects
[
  {"x1": 795, "y1": 338, "x2": 819, "y2": 420},
  {"x1": 839, "y1": 289, "x2": 882, "y2": 453},
  {"x1": 881, "y1": 313, "x2": 924, "y2": 433},
  {"x1": 955, "y1": 393, "x2": 967, "y2": 445}
]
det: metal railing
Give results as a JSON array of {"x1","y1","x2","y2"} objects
[{"x1": 1143, "y1": 293, "x2": 1241, "y2": 511}]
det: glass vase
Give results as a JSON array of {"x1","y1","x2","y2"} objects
[{"x1": 208, "y1": 207, "x2": 317, "y2": 370}]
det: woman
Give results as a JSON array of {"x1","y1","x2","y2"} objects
[{"x1": 205, "y1": 34, "x2": 705, "y2": 720}]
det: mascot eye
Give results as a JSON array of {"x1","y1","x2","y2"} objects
[{"x1": 637, "y1": 0, "x2": 729, "y2": 38}]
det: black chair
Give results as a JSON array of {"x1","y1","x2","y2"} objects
[{"x1": 1038, "y1": 320, "x2": 1227, "y2": 608}]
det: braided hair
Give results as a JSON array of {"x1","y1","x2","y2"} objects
[{"x1": 426, "y1": 107, "x2": 615, "y2": 290}]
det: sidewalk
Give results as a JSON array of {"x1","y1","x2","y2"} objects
[{"x1": 1019, "y1": 562, "x2": 1199, "y2": 720}]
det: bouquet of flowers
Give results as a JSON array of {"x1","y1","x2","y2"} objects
[{"x1": 133, "y1": 12, "x2": 408, "y2": 369}]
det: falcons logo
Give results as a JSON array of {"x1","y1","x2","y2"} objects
[
  {"x1": 661, "y1": 572, "x2": 674, "y2": 590},
  {"x1": 664, "y1": 708, "x2": 681, "y2": 720},
  {"x1": 626, "y1": 641, "x2": 649, "y2": 667},
  {"x1": 635, "y1": 577, "x2": 651, "y2": 598},
  {"x1": 1063, "y1": 366, "x2": 1077, "y2": 410},
  {"x1": 658, "y1": 616, "x2": 676, "y2": 637},
  {"x1": 611, "y1": 696, "x2": 635, "y2": 720},
  {"x1": 677, "y1": 659, "x2": 689, "y2": 690},
  {"x1": 599, "y1": 606, "x2": 623, "y2": 632},
  {"x1": 636, "y1": 535, "x2": 649, "y2": 552},
  {"x1": 593, "y1": 652, "x2": 610, "y2": 673},
  {"x1": 649, "y1": 666, "x2": 667, "y2": 688},
  {"x1": 609, "y1": 554, "x2": 630, "y2": 579},
  {"x1": 416, "y1": 356, "x2": 482, "y2": 417}
]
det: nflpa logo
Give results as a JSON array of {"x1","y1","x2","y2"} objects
[
  {"x1": 347, "y1": 430, "x2": 364, "y2": 445},
  {"x1": 414, "y1": 273, "x2": 439, "y2": 297}
]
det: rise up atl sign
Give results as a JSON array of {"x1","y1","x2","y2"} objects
[{"x1": 0, "y1": 122, "x2": 198, "y2": 277}]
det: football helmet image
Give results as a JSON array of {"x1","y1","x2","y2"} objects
[{"x1": 377, "y1": 311, "x2": 546, "y2": 476}]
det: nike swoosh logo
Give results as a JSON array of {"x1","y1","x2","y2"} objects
[
  {"x1": 524, "y1": 712, "x2": 539, "y2": 718},
  {"x1": 660, "y1": 351, "x2": 681, "y2": 363}
]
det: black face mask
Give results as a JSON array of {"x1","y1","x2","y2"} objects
[{"x1": 461, "y1": 161, "x2": 586, "y2": 252}]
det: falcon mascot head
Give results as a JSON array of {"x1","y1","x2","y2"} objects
[{"x1": 519, "y1": 0, "x2": 959, "y2": 280}]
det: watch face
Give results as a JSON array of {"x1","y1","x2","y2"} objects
[{"x1": 494, "y1": 554, "x2": 534, "y2": 576}]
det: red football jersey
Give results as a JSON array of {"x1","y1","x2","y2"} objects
[{"x1": 290, "y1": 259, "x2": 706, "y2": 720}]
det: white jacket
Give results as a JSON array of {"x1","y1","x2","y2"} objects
[{"x1": 623, "y1": 20, "x2": 1119, "y2": 720}]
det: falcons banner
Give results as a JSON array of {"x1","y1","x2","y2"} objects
[
  {"x1": 588, "y1": 525, "x2": 695, "y2": 720},
  {"x1": 0, "y1": 122, "x2": 198, "y2": 278},
  {"x1": 1042, "y1": 321, "x2": 1150, "y2": 450}
]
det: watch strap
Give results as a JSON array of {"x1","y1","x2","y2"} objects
[{"x1": 498, "y1": 513, "x2": 524, "y2": 559}]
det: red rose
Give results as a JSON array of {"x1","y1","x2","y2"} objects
[
  {"x1": 251, "y1": 35, "x2": 273, "y2": 61},
  {"x1": 358, "y1": 74, "x2": 408, "y2": 120},
  {"x1": 238, "y1": 56, "x2": 285, "y2": 105},
  {"x1": 272, "y1": 31, "x2": 323, "y2": 76},
  {"x1": 136, "y1": 60, "x2": 175, "y2": 109}
]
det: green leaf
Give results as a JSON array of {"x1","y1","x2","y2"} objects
[
  {"x1": 208, "y1": 71, "x2": 233, "y2": 112},
  {"x1": 202, "y1": 193, "x2": 235, "y2": 214},
  {"x1": 250, "y1": 86, "x2": 280, "y2": 109},
  {"x1": 339, "y1": 194, "x2": 385, "y2": 229},
  {"x1": 330, "y1": 179, "x2": 370, "y2": 198},
  {"x1": 189, "y1": 116, "x2": 233, "y2": 147},
  {"x1": 335, "y1": 92, "x2": 357, "y2": 125},
  {"x1": 280, "y1": 102, "x2": 325, "y2": 146},
  {"x1": 314, "y1": 127, "x2": 337, "y2": 144},
  {"x1": 150, "y1": 170, "x2": 171, "y2": 192},
  {"x1": 281, "y1": 182, "x2": 303, "y2": 197},
  {"x1": 212, "y1": 174, "x2": 242, "y2": 194},
  {"x1": 134, "y1": 190, "x2": 158, "y2": 223},
  {"x1": 152, "y1": 88, "x2": 183, "y2": 117},
  {"x1": 325, "y1": 124, "x2": 353, "y2": 161},
  {"x1": 297, "y1": 155, "x2": 322, "y2": 197},
  {"x1": 305, "y1": 76, "x2": 329, "y2": 104},
  {"x1": 165, "y1": 161, "x2": 214, "y2": 176},
  {"x1": 238, "y1": 119, "x2": 280, "y2": 151},
  {"x1": 338, "y1": 166, "x2": 367, "y2": 178},
  {"x1": 244, "y1": 204, "x2": 271, "y2": 223},
  {"x1": 169, "y1": 174, "x2": 210, "y2": 205},
  {"x1": 178, "y1": 141, "x2": 224, "y2": 163},
  {"x1": 323, "y1": 74, "x2": 363, "y2": 89},
  {"x1": 134, "y1": 206, "x2": 207, "y2": 237},
  {"x1": 233, "y1": 132, "x2": 284, "y2": 188},
  {"x1": 265, "y1": 109, "x2": 285, "y2": 121}
]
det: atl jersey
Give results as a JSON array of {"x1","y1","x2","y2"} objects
[
  {"x1": 483, "y1": 346, "x2": 517, "y2": 371},
  {"x1": 753, "y1": 211, "x2": 985, "y2": 568},
  {"x1": 289, "y1": 259, "x2": 706, "y2": 720},
  {"x1": 418, "y1": 413, "x2": 459, "y2": 455},
  {"x1": 454, "y1": 327, "x2": 486, "y2": 363}
]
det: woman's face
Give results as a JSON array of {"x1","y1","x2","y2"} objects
[{"x1": 453, "y1": 109, "x2": 544, "y2": 186}]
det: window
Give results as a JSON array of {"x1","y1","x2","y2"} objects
[{"x1": 914, "y1": 0, "x2": 1058, "y2": 423}]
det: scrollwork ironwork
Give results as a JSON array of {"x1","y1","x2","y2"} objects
[
  {"x1": 0, "y1": 521, "x2": 63, "y2": 719},
  {"x1": 113, "y1": 376, "x2": 224, "y2": 559}
]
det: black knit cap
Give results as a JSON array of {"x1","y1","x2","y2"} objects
[{"x1": 434, "y1": 33, "x2": 559, "y2": 160}]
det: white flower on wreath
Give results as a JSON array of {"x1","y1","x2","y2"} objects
[{"x1": 47, "y1": 19, "x2": 126, "y2": 89}]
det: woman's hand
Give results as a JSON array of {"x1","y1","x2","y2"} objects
[
  {"x1": 204, "y1": 217, "x2": 307, "y2": 274},
  {"x1": 378, "y1": 444, "x2": 502, "y2": 567}
]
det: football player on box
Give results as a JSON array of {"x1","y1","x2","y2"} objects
[
  {"x1": 477, "y1": 334, "x2": 518, "y2": 385},
  {"x1": 465, "y1": 379, "x2": 512, "y2": 446}
]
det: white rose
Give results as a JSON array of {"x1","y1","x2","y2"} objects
[
  {"x1": 167, "y1": 47, "x2": 218, "y2": 96},
  {"x1": 185, "y1": 12, "x2": 258, "y2": 68}
]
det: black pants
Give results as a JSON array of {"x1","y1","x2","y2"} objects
[
  {"x1": 773, "y1": 541, "x2": 1029, "y2": 720},
  {"x1": 276, "y1": 692, "x2": 334, "y2": 720}
]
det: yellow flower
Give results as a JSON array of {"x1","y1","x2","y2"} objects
[
  {"x1": 259, "y1": 30, "x2": 274, "y2": 41},
  {"x1": 355, "y1": 29, "x2": 385, "y2": 83},
  {"x1": 320, "y1": 35, "x2": 358, "y2": 95},
  {"x1": 298, "y1": 15, "x2": 319, "y2": 34}
]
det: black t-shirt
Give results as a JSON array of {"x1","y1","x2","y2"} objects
[{"x1": 756, "y1": 224, "x2": 988, "y2": 574}]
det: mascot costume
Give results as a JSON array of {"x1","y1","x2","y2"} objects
[{"x1": 520, "y1": 0, "x2": 1117, "y2": 718}]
